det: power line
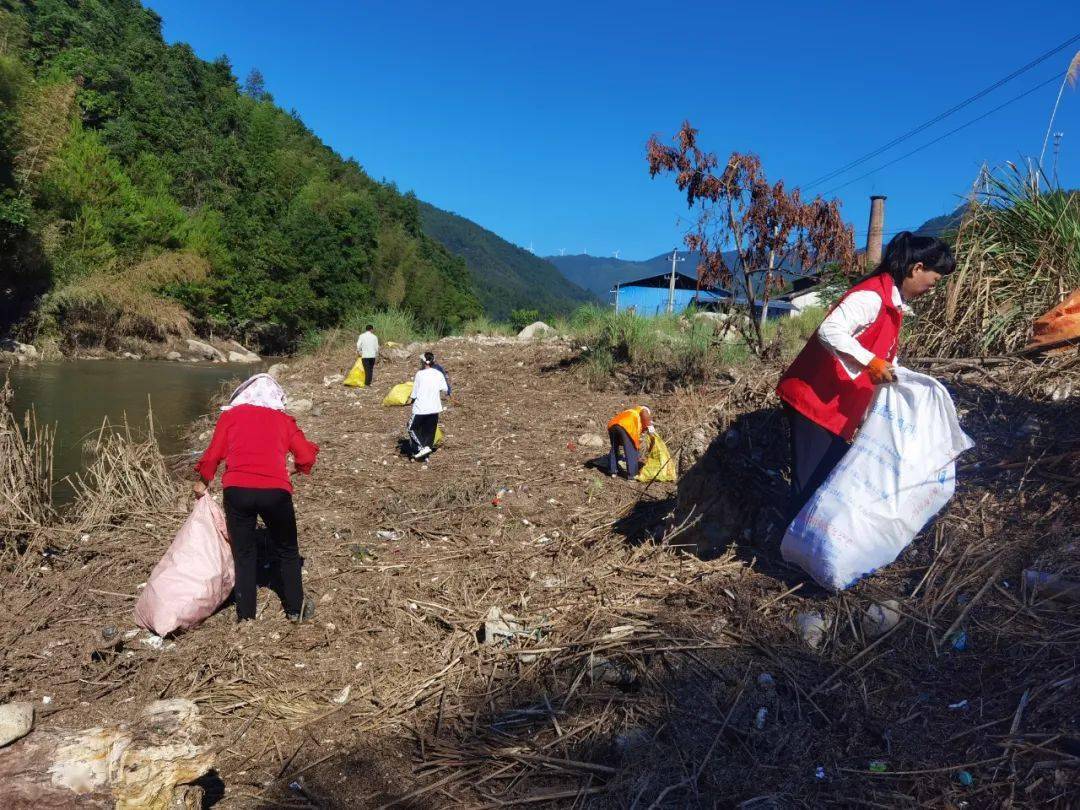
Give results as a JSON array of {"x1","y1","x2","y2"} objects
[
  {"x1": 805, "y1": 32, "x2": 1080, "y2": 190},
  {"x1": 819, "y1": 72, "x2": 1063, "y2": 197}
]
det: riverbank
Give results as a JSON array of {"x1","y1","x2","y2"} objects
[{"x1": 1, "y1": 333, "x2": 1077, "y2": 806}]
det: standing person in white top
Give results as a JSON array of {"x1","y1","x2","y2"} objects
[
  {"x1": 356, "y1": 325, "x2": 380, "y2": 386},
  {"x1": 407, "y1": 352, "x2": 448, "y2": 460}
]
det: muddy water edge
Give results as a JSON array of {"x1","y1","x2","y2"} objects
[{"x1": 6, "y1": 358, "x2": 265, "y2": 504}]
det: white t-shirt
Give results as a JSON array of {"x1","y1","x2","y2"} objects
[
  {"x1": 411, "y1": 367, "x2": 448, "y2": 415},
  {"x1": 356, "y1": 331, "x2": 379, "y2": 358},
  {"x1": 817, "y1": 285, "x2": 911, "y2": 379}
]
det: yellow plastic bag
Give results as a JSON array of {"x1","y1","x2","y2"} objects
[
  {"x1": 434, "y1": 425, "x2": 445, "y2": 447},
  {"x1": 382, "y1": 381, "x2": 414, "y2": 406},
  {"x1": 343, "y1": 358, "x2": 366, "y2": 387},
  {"x1": 636, "y1": 434, "x2": 676, "y2": 483}
]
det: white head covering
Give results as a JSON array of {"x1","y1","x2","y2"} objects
[{"x1": 222, "y1": 373, "x2": 287, "y2": 412}]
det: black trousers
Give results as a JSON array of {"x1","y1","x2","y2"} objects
[
  {"x1": 362, "y1": 357, "x2": 375, "y2": 385},
  {"x1": 785, "y1": 405, "x2": 850, "y2": 521},
  {"x1": 607, "y1": 425, "x2": 640, "y2": 478},
  {"x1": 408, "y1": 412, "x2": 439, "y2": 452},
  {"x1": 223, "y1": 487, "x2": 304, "y2": 620}
]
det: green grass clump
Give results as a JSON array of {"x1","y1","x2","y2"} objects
[{"x1": 462, "y1": 315, "x2": 515, "y2": 337}]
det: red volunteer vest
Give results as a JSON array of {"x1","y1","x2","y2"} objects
[{"x1": 776, "y1": 273, "x2": 903, "y2": 441}]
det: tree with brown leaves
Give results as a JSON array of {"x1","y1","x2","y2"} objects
[{"x1": 647, "y1": 121, "x2": 856, "y2": 352}]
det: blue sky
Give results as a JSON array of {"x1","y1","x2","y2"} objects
[{"x1": 148, "y1": 0, "x2": 1079, "y2": 261}]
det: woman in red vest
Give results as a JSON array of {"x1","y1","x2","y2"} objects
[{"x1": 776, "y1": 231, "x2": 955, "y2": 517}]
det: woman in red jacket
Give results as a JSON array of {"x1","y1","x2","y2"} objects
[
  {"x1": 194, "y1": 374, "x2": 319, "y2": 623},
  {"x1": 776, "y1": 232, "x2": 955, "y2": 517}
]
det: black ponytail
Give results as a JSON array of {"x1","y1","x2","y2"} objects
[{"x1": 874, "y1": 231, "x2": 956, "y2": 287}]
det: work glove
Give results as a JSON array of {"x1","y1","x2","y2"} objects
[
  {"x1": 866, "y1": 357, "x2": 896, "y2": 385},
  {"x1": 193, "y1": 480, "x2": 208, "y2": 499}
]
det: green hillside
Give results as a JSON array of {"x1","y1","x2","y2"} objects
[
  {"x1": 0, "y1": 0, "x2": 481, "y2": 352},
  {"x1": 418, "y1": 202, "x2": 595, "y2": 319}
]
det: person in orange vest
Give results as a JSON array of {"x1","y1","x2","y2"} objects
[
  {"x1": 606, "y1": 405, "x2": 654, "y2": 478},
  {"x1": 776, "y1": 231, "x2": 955, "y2": 518}
]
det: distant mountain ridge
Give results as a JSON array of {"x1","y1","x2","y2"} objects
[
  {"x1": 419, "y1": 202, "x2": 596, "y2": 319},
  {"x1": 549, "y1": 205, "x2": 988, "y2": 301}
]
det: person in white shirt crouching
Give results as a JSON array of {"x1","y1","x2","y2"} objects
[{"x1": 407, "y1": 352, "x2": 449, "y2": 460}]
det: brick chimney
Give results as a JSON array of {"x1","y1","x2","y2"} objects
[{"x1": 866, "y1": 195, "x2": 886, "y2": 268}]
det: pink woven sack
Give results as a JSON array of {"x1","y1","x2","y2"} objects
[{"x1": 134, "y1": 496, "x2": 234, "y2": 636}]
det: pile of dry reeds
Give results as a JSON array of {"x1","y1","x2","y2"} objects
[
  {"x1": 0, "y1": 380, "x2": 54, "y2": 563},
  {"x1": 69, "y1": 413, "x2": 181, "y2": 530},
  {"x1": 910, "y1": 165, "x2": 1080, "y2": 358}
]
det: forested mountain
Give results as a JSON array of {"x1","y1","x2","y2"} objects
[
  {"x1": 418, "y1": 202, "x2": 595, "y2": 318},
  {"x1": 0, "y1": 0, "x2": 482, "y2": 352}
]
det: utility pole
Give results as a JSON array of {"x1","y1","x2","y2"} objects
[
  {"x1": 667, "y1": 249, "x2": 685, "y2": 314},
  {"x1": 612, "y1": 283, "x2": 620, "y2": 314}
]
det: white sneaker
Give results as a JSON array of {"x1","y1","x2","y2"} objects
[{"x1": 413, "y1": 446, "x2": 433, "y2": 460}]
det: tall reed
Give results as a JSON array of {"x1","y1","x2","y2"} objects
[{"x1": 910, "y1": 164, "x2": 1080, "y2": 358}]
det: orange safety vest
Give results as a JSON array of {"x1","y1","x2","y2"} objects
[{"x1": 607, "y1": 407, "x2": 647, "y2": 449}]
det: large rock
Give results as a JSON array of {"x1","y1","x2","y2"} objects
[
  {"x1": 0, "y1": 698, "x2": 213, "y2": 809},
  {"x1": 165, "y1": 351, "x2": 183, "y2": 361},
  {"x1": 518, "y1": 321, "x2": 556, "y2": 341},
  {"x1": 184, "y1": 339, "x2": 225, "y2": 362},
  {"x1": 267, "y1": 362, "x2": 289, "y2": 379},
  {"x1": 0, "y1": 340, "x2": 38, "y2": 359},
  {"x1": 226, "y1": 341, "x2": 260, "y2": 363},
  {"x1": 227, "y1": 350, "x2": 260, "y2": 364},
  {"x1": 0, "y1": 703, "x2": 33, "y2": 748},
  {"x1": 289, "y1": 399, "x2": 313, "y2": 414},
  {"x1": 576, "y1": 433, "x2": 607, "y2": 450}
]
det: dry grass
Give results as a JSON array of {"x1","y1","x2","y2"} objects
[
  {"x1": 910, "y1": 165, "x2": 1080, "y2": 358},
  {"x1": 68, "y1": 413, "x2": 181, "y2": 531},
  {"x1": 0, "y1": 380, "x2": 54, "y2": 566},
  {"x1": 0, "y1": 339, "x2": 1077, "y2": 807}
]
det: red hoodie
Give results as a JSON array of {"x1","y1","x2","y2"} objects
[{"x1": 195, "y1": 405, "x2": 319, "y2": 493}]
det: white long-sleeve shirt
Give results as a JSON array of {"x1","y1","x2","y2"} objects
[
  {"x1": 356, "y1": 331, "x2": 379, "y2": 358},
  {"x1": 817, "y1": 285, "x2": 911, "y2": 379},
  {"x1": 411, "y1": 367, "x2": 448, "y2": 415}
]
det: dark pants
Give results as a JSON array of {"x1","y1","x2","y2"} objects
[
  {"x1": 785, "y1": 405, "x2": 850, "y2": 520},
  {"x1": 408, "y1": 412, "x2": 439, "y2": 452},
  {"x1": 362, "y1": 357, "x2": 375, "y2": 385},
  {"x1": 223, "y1": 487, "x2": 303, "y2": 620},
  {"x1": 607, "y1": 425, "x2": 640, "y2": 478}
]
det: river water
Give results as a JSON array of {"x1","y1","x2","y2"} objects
[{"x1": 7, "y1": 359, "x2": 258, "y2": 503}]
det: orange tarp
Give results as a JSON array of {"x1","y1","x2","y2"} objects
[{"x1": 1025, "y1": 289, "x2": 1080, "y2": 352}]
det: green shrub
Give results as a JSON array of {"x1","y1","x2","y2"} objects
[{"x1": 509, "y1": 308, "x2": 540, "y2": 331}]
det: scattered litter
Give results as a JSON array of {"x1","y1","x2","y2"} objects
[
  {"x1": 794, "y1": 611, "x2": 830, "y2": 649},
  {"x1": 956, "y1": 770, "x2": 974, "y2": 787},
  {"x1": 948, "y1": 699, "x2": 969, "y2": 710},
  {"x1": 757, "y1": 673, "x2": 775, "y2": 688},
  {"x1": 331, "y1": 686, "x2": 351, "y2": 704},
  {"x1": 861, "y1": 599, "x2": 901, "y2": 639},
  {"x1": 481, "y1": 607, "x2": 545, "y2": 646},
  {"x1": 375, "y1": 530, "x2": 401, "y2": 542},
  {"x1": 140, "y1": 635, "x2": 165, "y2": 650},
  {"x1": 949, "y1": 629, "x2": 968, "y2": 652},
  {"x1": 815, "y1": 766, "x2": 826, "y2": 780},
  {"x1": 754, "y1": 707, "x2": 768, "y2": 729},
  {"x1": 41, "y1": 696, "x2": 52, "y2": 705},
  {"x1": 124, "y1": 629, "x2": 140, "y2": 640},
  {"x1": 869, "y1": 761, "x2": 888, "y2": 773}
]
